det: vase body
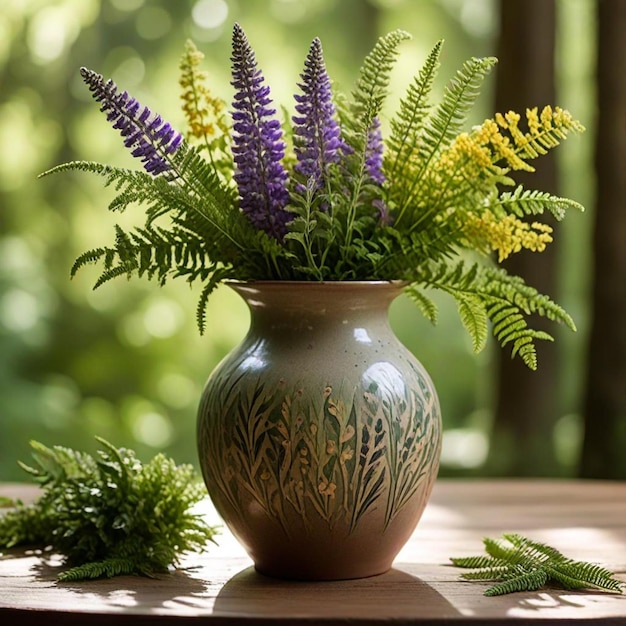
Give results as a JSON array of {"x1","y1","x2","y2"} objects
[{"x1": 197, "y1": 281, "x2": 442, "y2": 580}]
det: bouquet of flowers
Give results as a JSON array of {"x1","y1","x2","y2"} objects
[{"x1": 42, "y1": 24, "x2": 584, "y2": 369}]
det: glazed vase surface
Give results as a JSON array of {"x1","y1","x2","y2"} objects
[{"x1": 197, "y1": 281, "x2": 442, "y2": 580}]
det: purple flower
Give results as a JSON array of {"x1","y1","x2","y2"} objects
[
  {"x1": 292, "y1": 38, "x2": 344, "y2": 195},
  {"x1": 365, "y1": 117, "x2": 385, "y2": 185},
  {"x1": 230, "y1": 23, "x2": 291, "y2": 240},
  {"x1": 373, "y1": 198, "x2": 391, "y2": 225},
  {"x1": 80, "y1": 68, "x2": 183, "y2": 176}
]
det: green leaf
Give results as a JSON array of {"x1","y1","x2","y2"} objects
[
  {"x1": 404, "y1": 284, "x2": 438, "y2": 324},
  {"x1": 452, "y1": 534, "x2": 625, "y2": 596},
  {"x1": 385, "y1": 39, "x2": 443, "y2": 185},
  {"x1": 456, "y1": 293, "x2": 488, "y2": 353},
  {"x1": 494, "y1": 185, "x2": 585, "y2": 221},
  {"x1": 0, "y1": 439, "x2": 219, "y2": 581},
  {"x1": 348, "y1": 29, "x2": 412, "y2": 134},
  {"x1": 484, "y1": 569, "x2": 549, "y2": 596}
]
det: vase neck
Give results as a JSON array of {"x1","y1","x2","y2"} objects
[
  {"x1": 228, "y1": 281, "x2": 404, "y2": 318},
  {"x1": 227, "y1": 282, "x2": 405, "y2": 357}
]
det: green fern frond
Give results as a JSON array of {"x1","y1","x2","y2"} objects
[
  {"x1": 460, "y1": 566, "x2": 514, "y2": 581},
  {"x1": 39, "y1": 160, "x2": 116, "y2": 180},
  {"x1": 92, "y1": 264, "x2": 135, "y2": 289},
  {"x1": 374, "y1": 228, "x2": 456, "y2": 280},
  {"x1": 332, "y1": 29, "x2": 412, "y2": 262},
  {"x1": 484, "y1": 569, "x2": 549, "y2": 596},
  {"x1": 483, "y1": 535, "x2": 527, "y2": 563},
  {"x1": 70, "y1": 248, "x2": 106, "y2": 278},
  {"x1": 404, "y1": 284, "x2": 438, "y2": 324},
  {"x1": 19, "y1": 440, "x2": 97, "y2": 485},
  {"x1": 417, "y1": 57, "x2": 497, "y2": 172},
  {"x1": 453, "y1": 533, "x2": 624, "y2": 596},
  {"x1": 455, "y1": 293, "x2": 488, "y2": 353},
  {"x1": 0, "y1": 439, "x2": 218, "y2": 581},
  {"x1": 195, "y1": 266, "x2": 234, "y2": 334},
  {"x1": 493, "y1": 185, "x2": 585, "y2": 221},
  {"x1": 73, "y1": 220, "x2": 242, "y2": 332},
  {"x1": 484, "y1": 268, "x2": 576, "y2": 331},
  {"x1": 42, "y1": 163, "x2": 167, "y2": 217},
  {"x1": 413, "y1": 260, "x2": 574, "y2": 368},
  {"x1": 425, "y1": 55, "x2": 498, "y2": 150},
  {"x1": 396, "y1": 56, "x2": 497, "y2": 222},
  {"x1": 547, "y1": 563, "x2": 625, "y2": 594},
  {"x1": 43, "y1": 149, "x2": 245, "y2": 268},
  {"x1": 385, "y1": 39, "x2": 443, "y2": 183},
  {"x1": 451, "y1": 555, "x2": 500, "y2": 569},
  {"x1": 58, "y1": 558, "x2": 139, "y2": 582},
  {"x1": 349, "y1": 29, "x2": 412, "y2": 130},
  {"x1": 500, "y1": 534, "x2": 566, "y2": 563}
]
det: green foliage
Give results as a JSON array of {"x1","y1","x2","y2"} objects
[
  {"x1": 495, "y1": 185, "x2": 585, "y2": 221},
  {"x1": 406, "y1": 261, "x2": 575, "y2": 369},
  {"x1": 390, "y1": 53, "x2": 498, "y2": 225},
  {"x1": 42, "y1": 28, "x2": 585, "y2": 368},
  {"x1": 451, "y1": 533, "x2": 624, "y2": 596},
  {"x1": 0, "y1": 439, "x2": 218, "y2": 581}
]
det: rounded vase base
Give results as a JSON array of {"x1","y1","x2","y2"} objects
[{"x1": 253, "y1": 561, "x2": 393, "y2": 582}]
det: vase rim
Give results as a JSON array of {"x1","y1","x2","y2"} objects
[{"x1": 226, "y1": 280, "x2": 407, "y2": 308}]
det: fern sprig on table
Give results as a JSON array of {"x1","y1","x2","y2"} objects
[
  {"x1": 0, "y1": 438, "x2": 218, "y2": 582},
  {"x1": 452, "y1": 533, "x2": 624, "y2": 596}
]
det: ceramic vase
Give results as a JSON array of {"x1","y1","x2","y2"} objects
[{"x1": 197, "y1": 281, "x2": 442, "y2": 580}]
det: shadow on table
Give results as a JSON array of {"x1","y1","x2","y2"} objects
[
  {"x1": 24, "y1": 551, "x2": 214, "y2": 615},
  {"x1": 212, "y1": 566, "x2": 462, "y2": 621},
  {"x1": 510, "y1": 589, "x2": 626, "y2": 613},
  {"x1": 9, "y1": 548, "x2": 463, "y2": 621}
]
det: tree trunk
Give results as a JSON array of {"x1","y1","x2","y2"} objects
[
  {"x1": 486, "y1": 0, "x2": 561, "y2": 476},
  {"x1": 580, "y1": 0, "x2": 626, "y2": 479}
]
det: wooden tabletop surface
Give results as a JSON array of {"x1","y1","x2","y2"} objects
[{"x1": 1, "y1": 479, "x2": 625, "y2": 625}]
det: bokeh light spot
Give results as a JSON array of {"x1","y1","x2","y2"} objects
[
  {"x1": 0, "y1": 289, "x2": 40, "y2": 332},
  {"x1": 192, "y1": 0, "x2": 229, "y2": 30},
  {"x1": 270, "y1": 0, "x2": 307, "y2": 23},
  {"x1": 441, "y1": 428, "x2": 489, "y2": 469},
  {"x1": 136, "y1": 6, "x2": 172, "y2": 40},
  {"x1": 110, "y1": 0, "x2": 145, "y2": 11},
  {"x1": 131, "y1": 411, "x2": 174, "y2": 447},
  {"x1": 111, "y1": 54, "x2": 146, "y2": 90},
  {"x1": 158, "y1": 373, "x2": 197, "y2": 409},
  {"x1": 27, "y1": 6, "x2": 79, "y2": 64},
  {"x1": 143, "y1": 298, "x2": 184, "y2": 339}
]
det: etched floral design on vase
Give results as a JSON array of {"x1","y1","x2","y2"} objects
[{"x1": 197, "y1": 281, "x2": 442, "y2": 580}]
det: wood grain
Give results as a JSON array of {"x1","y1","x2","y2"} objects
[{"x1": 1, "y1": 480, "x2": 625, "y2": 625}]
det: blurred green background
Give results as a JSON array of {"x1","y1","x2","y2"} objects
[{"x1": 0, "y1": 0, "x2": 596, "y2": 479}]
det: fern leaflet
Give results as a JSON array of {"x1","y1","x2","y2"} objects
[{"x1": 452, "y1": 533, "x2": 624, "y2": 596}]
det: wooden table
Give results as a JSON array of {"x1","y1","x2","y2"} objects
[{"x1": 1, "y1": 480, "x2": 625, "y2": 624}]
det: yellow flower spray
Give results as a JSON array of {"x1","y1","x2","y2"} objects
[
  {"x1": 179, "y1": 40, "x2": 230, "y2": 150},
  {"x1": 464, "y1": 211, "x2": 554, "y2": 262}
]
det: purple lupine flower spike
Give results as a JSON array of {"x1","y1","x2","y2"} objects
[
  {"x1": 230, "y1": 23, "x2": 291, "y2": 240},
  {"x1": 81, "y1": 68, "x2": 183, "y2": 176},
  {"x1": 365, "y1": 117, "x2": 385, "y2": 185},
  {"x1": 292, "y1": 37, "x2": 344, "y2": 195}
]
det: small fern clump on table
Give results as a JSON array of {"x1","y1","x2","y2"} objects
[
  {"x1": 451, "y1": 533, "x2": 624, "y2": 596},
  {"x1": 41, "y1": 24, "x2": 585, "y2": 369},
  {"x1": 0, "y1": 438, "x2": 218, "y2": 582}
]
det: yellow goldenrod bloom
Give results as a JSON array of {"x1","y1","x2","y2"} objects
[
  {"x1": 464, "y1": 211, "x2": 554, "y2": 262},
  {"x1": 179, "y1": 40, "x2": 229, "y2": 143}
]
